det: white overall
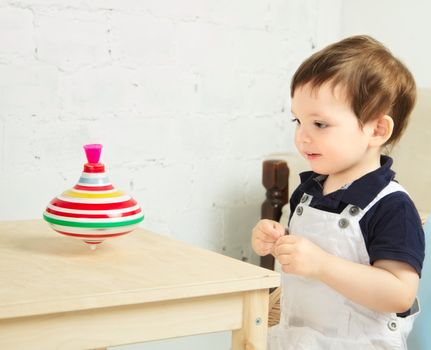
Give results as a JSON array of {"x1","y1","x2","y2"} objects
[{"x1": 268, "y1": 181, "x2": 420, "y2": 350}]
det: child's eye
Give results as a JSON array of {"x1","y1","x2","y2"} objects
[
  {"x1": 314, "y1": 121, "x2": 328, "y2": 129},
  {"x1": 291, "y1": 118, "x2": 301, "y2": 125}
]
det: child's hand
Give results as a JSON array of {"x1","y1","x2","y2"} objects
[
  {"x1": 251, "y1": 219, "x2": 284, "y2": 256},
  {"x1": 274, "y1": 235, "x2": 328, "y2": 279}
]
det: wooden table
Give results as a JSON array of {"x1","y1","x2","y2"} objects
[{"x1": 0, "y1": 220, "x2": 279, "y2": 350}]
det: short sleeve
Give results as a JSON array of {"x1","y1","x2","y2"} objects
[{"x1": 361, "y1": 192, "x2": 425, "y2": 276}]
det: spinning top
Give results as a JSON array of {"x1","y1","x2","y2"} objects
[{"x1": 43, "y1": 144, "x2": 144, "y2": 249}]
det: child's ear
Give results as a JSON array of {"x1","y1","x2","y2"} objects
[{"x1": 370, "y1": 115, "x2": 394, "y2": 146}]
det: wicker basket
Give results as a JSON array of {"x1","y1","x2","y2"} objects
[{"x1": 268, "y1": 286, "x2": 281, "y2": 327}]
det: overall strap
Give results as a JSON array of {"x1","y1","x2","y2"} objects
[
  {"x1": 341, "y1": 181, "x2": 408, "y2": 221},
  {"x1": 363, "y1": 181, "x2": 408, "y2": 213}
]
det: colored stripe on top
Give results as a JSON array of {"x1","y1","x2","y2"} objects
[
  {"x1": 74, "y1": 184, "x2": 114, "y2": 191},
  {"x1": 43, "y1": 213, "x2": 144, "y2": 228},
  {"x1": 78, "y1": 177, "x2": 111, "y2": 185},
  {"x1": 45, "y1": 207, "x2": 142, "y2": 219},
  {"x1": 46, "y1": 203, "x2": 141, "y2": 215},
  {"x1": 63, "y1": 189, "x2": 124, "y2": 198},
  {"x1": 50, "y1": 197, "x2": 137, "y2": 210}
]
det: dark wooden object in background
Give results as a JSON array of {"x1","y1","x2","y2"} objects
[{"x1": 260, "y1": 159, "x2": 289, "y2": 270}]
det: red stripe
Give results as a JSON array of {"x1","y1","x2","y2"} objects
[
  {"x1": 74, "y1": 184, "x2": 114, "y2": 191},
  {"x1": 84, "y1": 163, "x2": 105, "y2": 173},
  {"x1": 55, "y1": 230, "x2": 132, "y2": 239},
  {"x1": 50, "y1": 198, "x2": 137, "y2": 210},
  {"x1": 46, "y1": 207, "x2": 142, "y2": 219}
]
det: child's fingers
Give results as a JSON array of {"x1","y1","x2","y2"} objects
[
  {"x1": 252, "y1": 220, "x2": 286, "y2": 256},
  {"x1": 275, "y1": 233, "x2": 297, "y2": 246},
  {"x1": 257, "y1": 219, "x2": 285, "y2": 241},
  {"x1": 257, "y1": 242, "x2": 276, "y2": 256}
]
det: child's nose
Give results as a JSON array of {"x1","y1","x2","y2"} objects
[{"x1": 296, "y1": 126, "x2": 312, "y2": 143}]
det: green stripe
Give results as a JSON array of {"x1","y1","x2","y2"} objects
[{"x1": 43, "y1": 213, "x2": 144, "y2": 228}]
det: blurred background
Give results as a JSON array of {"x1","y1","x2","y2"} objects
[{"x1": 0, "y1": 0, "x2": 429, "y2": 349}]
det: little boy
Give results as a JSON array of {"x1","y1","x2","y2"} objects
[{"x1": 252, "y1": 35, "x2": 425, "y2": 349}]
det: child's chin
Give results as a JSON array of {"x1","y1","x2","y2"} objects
[{"x1": 309, "y1": 165, "x2": 329, "y2": 175}]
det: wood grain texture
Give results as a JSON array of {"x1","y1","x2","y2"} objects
[{"x1": 0, "y1": 220, "x2": 280, "y2": 349}]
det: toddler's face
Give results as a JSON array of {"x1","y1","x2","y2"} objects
[{"x1": 291, "y1": 82, "x2": 375, "y2": 180}]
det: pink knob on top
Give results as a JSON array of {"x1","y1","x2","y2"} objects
[{"x1": 83, "y1": 144, "x2": 102, "y2": 164}]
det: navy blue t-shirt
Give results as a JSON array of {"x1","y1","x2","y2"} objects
[{"x1": 288, "y1": 155, "x2": 425, "y2": 277}]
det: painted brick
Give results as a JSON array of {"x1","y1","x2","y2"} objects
[
  {"x1": 0, "y1": 63, "x2": 59, "y2": 116},
  {"x1": 35, "y1": 9, "x2": 111, "y2": 71},
  {"x1": 110, "y1": 12, "x2": 176, "y2": 67},
  {"x1": 0, "y1": 7, "x2": 34, "y2": 60}
]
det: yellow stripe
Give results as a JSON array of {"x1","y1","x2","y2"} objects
[{"x1": 63, "y1": 190, "x2": 124, "y2": 198}]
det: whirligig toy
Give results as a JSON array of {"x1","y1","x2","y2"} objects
[{"x1": 43, "y1": 144, "x2": 144, "y2": 249}]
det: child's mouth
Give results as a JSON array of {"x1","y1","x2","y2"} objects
[{"x1": 305, "y1": 153, "x2": 321, "y2": 160}]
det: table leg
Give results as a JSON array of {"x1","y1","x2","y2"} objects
[{"x1": 232, "y1": 289, "x2": 269, "y2": 350}]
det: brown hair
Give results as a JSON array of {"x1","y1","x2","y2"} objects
[{"x1": 291, "y1": 35, "x2": 416, "y2": 145}]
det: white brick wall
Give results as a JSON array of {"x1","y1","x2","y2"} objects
[{"x1": 0, "y1": 1, "x2": 339, "y2": 265}]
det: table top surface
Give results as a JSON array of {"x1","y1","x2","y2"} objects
[{"x1": 0, "y1": 220, "x2": 279, "y2": 320}]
